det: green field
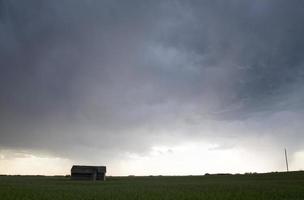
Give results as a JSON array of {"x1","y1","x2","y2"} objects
[{"x1": 0, "y1": 171, "x2": 304, "y2": 200}]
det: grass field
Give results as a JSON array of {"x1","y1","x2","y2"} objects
[{"x1": 0, "y1": 171, "x2": 304, "y2": 200}]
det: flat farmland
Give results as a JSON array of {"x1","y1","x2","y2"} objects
[{"x1": 0, "y1": 171, "x2": 304, "y2": 200}]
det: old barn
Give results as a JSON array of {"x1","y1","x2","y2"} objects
[{"x1": 71, "y1": 165, "x2": 106, "y2": 181}]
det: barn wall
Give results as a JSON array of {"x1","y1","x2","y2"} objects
[{"x1": 71, "y1": 166, "x2": 106, "y2": 181}]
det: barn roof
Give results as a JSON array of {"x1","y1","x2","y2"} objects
[{"x1": 71, "y1": 165, "x2": 106, "y2": 173}]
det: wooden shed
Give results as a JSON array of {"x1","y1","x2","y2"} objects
[{"x1": 71, "y1": 165, "x2": 106, "y2": 181}]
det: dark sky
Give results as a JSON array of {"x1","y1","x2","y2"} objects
[{"x1": 1, "y1": 0, "x2": 304, "y2": 175}]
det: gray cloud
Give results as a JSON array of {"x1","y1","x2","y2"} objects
[{"x1": 0, "y1": 0, "x2": 304, "y2": 163}]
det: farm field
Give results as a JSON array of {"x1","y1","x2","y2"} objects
[{"x1": 0, "y1": 171, "x2": 304, "y2": 200}]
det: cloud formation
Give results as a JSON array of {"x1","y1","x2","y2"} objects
[{"x1": 0, "y1": 0, "x2": 304, "y2": 172}]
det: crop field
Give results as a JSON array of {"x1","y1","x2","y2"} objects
[{"x1": 0, "y1": 171, "x2": 304, "y2": 200}]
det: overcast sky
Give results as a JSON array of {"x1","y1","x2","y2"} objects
[{"x1": 1, "y1": 0, "x2": 304, "y2": 175}]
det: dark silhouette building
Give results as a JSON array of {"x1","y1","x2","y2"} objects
[{"x1": 71, "y1": 165, "x2": 106, "y2": 181}]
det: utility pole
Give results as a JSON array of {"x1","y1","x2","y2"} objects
[{"x1": 284, "y1": 148, "x2": 289, "y2": 172}]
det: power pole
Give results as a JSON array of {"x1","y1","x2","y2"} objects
[{"x1": 284, "y1": 148, "x2": 289, "y2": 172}]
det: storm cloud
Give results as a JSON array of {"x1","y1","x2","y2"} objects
[{"x1": 0, "y1": 0, "x2": 304, "y2": 173}]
